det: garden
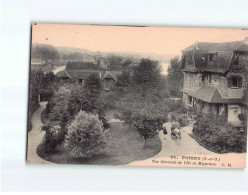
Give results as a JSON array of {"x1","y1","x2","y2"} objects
[{"x1": 32, "y1": 58, "x2": 171, "y2": 165}]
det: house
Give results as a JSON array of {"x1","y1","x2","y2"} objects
[
  {"x1": 56, "y1": 69, "x2": 121, "y2": 91},
  {"x1": 101, "y1": 71, "x2": 121, "y2": 92},
  {"x1": 57, "y1": 70, "x2": 101, "y2": 84},
  {"x1": 180, "y1": 39, "x2": 248, "y2": 127}
]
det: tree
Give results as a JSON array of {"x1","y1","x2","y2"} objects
[
  {"x1": 116, "y1": 59, "x2": 169, "y2": 147},
  {"x1": 64, "y1": 111, "x2": 109, "y2": 158},
  {"x1": 107, "y1": 55, "x2": 123, "y2": 68},
  {"x1": 48, "y1": 86, "x2": 71, "y2": 121},
  {"x1": 116, "y1": 71, "x2": 131, "y2": 88},
  {"x1": 67, "y1": 85, "x2": 92, "y2": 115},
  {"x1": 40, "y1": 72, "x2": 59, "y2": 101},
  {"x1": 28, "y1": 70, "x2": 45, "y2": 131},
  {"x1": 167, "y1": 57, "x2": 184, "y2": 97},
  {"x1": 32, "y1": 44, "x2": 59, "y2": 61},
  {"x1": 132, "y1": 58, "x2": 165, "y2": 100},
  {"x1": 121, "y1": 59, "x2": 132, "y2": 70},
  {"x1": 85, "y1": 73, "x2": 102, "y2": 95},
  {"x1": 117, "y1": 93, "x2": 168, "y2": 148}
]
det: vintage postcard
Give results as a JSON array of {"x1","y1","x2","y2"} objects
[{"x1": 27, "y1": 23, "x2": 247, "y2": 168}]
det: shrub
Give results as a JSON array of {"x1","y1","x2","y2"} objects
[
  {"x1": 42, "y1": 124, "x2": 63, "y2": 153},
  {"x1": 193, "y1": 113, "x2": 247, "y2": 153},
  {"x1": 64, "y1": 111, "x2": 109, "y2": 158},
  {"x1": 164, "y1": 98, "x2": 186, "y2": 113}
]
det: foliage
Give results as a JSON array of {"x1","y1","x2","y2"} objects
[
  {"x1": 116, "y1": 59, "x2": 169, "y2": 147},
  {"x1": 132, "y1": 59, "x2": 162, "y2": 90},
  {"x1": 116, "y1": 71, "x2": 132, "y2": 88},
  {"x1": 117, "y1": 95, "x2": 168, "y2": 147},
  {"x1": 164, "y1": 98, "x2": 186, "y2": 113},
  {"x1": 67, "y1": 85, "x2": 90, "y2": 115},
  {"x1": 192, "y1": 113, "x2": 247, "y2": 153},
  {"x1": 64, "y1": 111, "x2": 109, "y2": 158},
  {"x1": 85, "y1": 73, "x2": 102, "y2": 96},
  {"x1": 61, "y1": 52, "x2": 84, "y2": 61},
  {"x1": 167, "y1": 57, "x2": 184, "y2": 98},
  {"x1": 28, "y1": 70, "x2": 44, "y2": 131},
  {"x1": 66, "y1": 61, "x2": 97, "y2": 70},
  {"x1": 106, "y1": 55, "x2": 123, "y2": 68},
  {"x1": 48, "y1": 85, "x2": 71, "y2": 121},
  {"x1": 32, "y1": 43, "x2": 59, "y2": 61},
  {"x1": 42, "y1": 124, "x2": 63, "y2": 153},
  {"x1": 101, "y1": 91, "x2": 119, "y2": 109}
]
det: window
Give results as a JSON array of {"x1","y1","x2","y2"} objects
[
  {"x1": 228, "y1": 76, "x2": 242, "y2": 88},
  {"x1": 232, "y1": 77, "x2": 238, "y2": 87},
  {"x1": 202, "y1": 74, "x2": 211, "y2": 83},
  {"x1": 188, "y1": 96, "x2": 193, "y2": 105},
  {"x1": 208, "y1": 74, "x2": 212, "y2": 84}
]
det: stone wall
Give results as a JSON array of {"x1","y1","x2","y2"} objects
[{"x1": 183, "y1": 72, "x2": 202, "y2": 91}]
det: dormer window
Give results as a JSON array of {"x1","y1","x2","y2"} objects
[{"x1": 228, "y1": 76, "x2": 242, "y2": 88}]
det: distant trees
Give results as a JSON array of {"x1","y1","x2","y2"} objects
[
  {"x1": 61, "y1": 52, "x2": 83, "y2": 61},
  {"x1": 167, "y1": 57, "x2": 183, "y2": 98},
  {"x1": 107, "y1": 55, "x2": 123, "y2": 68},
  {"x1": 32, "y1": 44, "x2": 59, "y2": 61},
  {"x1": 66, "y1": 61, "x2": 97, "y2": 70}
]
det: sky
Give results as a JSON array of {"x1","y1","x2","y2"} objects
[{"x1": 32, "y1": 23, "x2": 248, "y2": 74}]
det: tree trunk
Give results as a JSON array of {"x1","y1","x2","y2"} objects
[{"x1": 143, "y1": 137, "x2": 147, "y2": 149}]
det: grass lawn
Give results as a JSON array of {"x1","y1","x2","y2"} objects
[{"x1": 37, "y1": 121, "x2": 162, "y2": 165}]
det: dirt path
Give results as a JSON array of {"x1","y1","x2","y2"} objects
[{"x1": 27, "y1": 102, "x2": 52, "y2": 164}]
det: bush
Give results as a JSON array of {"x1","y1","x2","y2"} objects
[
  {"x1": 64, "y1": 111, "x2": 109, "y2": 158},
  {"x1": 42, "y1": 124, "x2": 64, "y2": 153},
  {"x1": 192, "y1": 113, "x2": 247, "y2": 153},
  {"x1": 101, "y1": 92, "x2": 119, "y2": 109},
  {"x1": 164, "y1": 98, "x2": 186, "y2": 113}
]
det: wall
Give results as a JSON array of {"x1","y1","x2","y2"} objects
[
  {"x1": 227, "y1": 104, "x2": 242, "y2": 124},
  {"x1": 183, "y1": 72, "x2": 202, "y2": 91}
]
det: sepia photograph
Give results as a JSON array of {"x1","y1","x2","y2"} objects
[{"x1": 27, "y1": 23, "x2": 248, "y2": 168}]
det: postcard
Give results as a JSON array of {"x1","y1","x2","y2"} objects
[{"x1": 27, "y1": 23, "x2": 247, "y2": 168}]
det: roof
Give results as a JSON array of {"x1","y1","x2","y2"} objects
[
  {"x1": 57, "y1": 69, "x2": 122, "y2": 81},
  {"x1": 181, "y1": 40, "x2": 248, "y2": 73},
  {"x1": 101, "y1": 71, "x2": 121, "y2": 81},
  {"x1": 194, "y1": 50, "x2": 233, "y2": 73},
  {"x1": 57, "y1": 70, "x2": 101, "y2": 80},
  {"x1": 182, "y1": 41, "x2": 243, "y2": 52},
  {"x1": 182, "y1": 86, "x2": 244, "y2": 104}
]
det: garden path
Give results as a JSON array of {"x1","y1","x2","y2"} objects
[
  {"x1": 27, "y1": 102, "x2": 52, "y2": 164},
  {"x1": 127, "y1": 122, "x2": 246, "y2": 168}
]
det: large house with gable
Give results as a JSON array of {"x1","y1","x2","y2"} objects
[{"x1": 180, "y1": 39, "x2": 248, "y2": 127}]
